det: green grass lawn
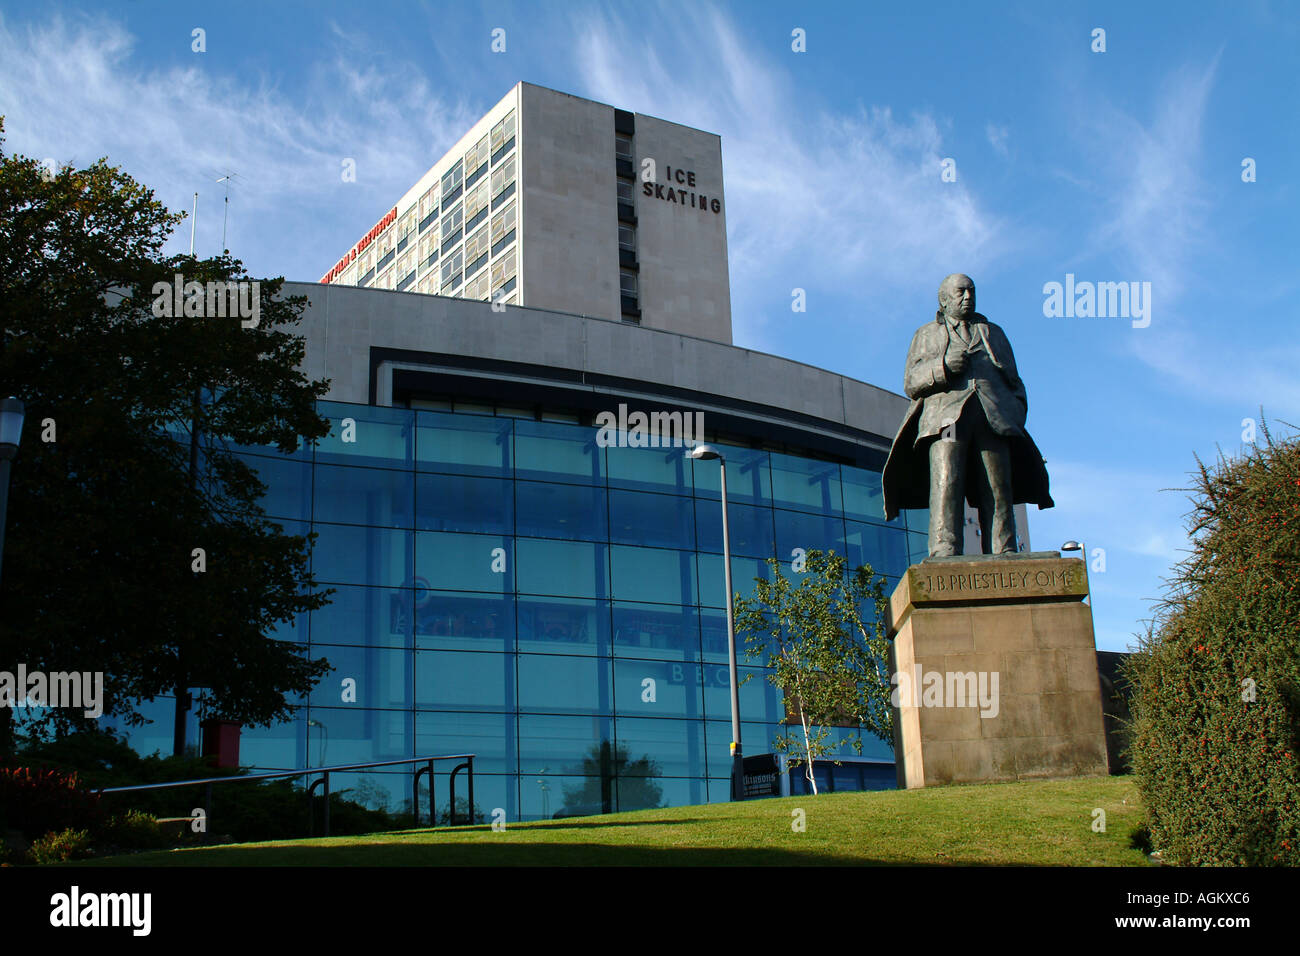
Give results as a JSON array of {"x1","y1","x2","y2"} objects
[{"x1": 74, "y1": 774, "x2": 1150, "y2": 866}]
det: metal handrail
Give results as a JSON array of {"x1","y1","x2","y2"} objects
[
  {"x1": 448, "y1": 761, "x2": 475, "y2": 828},
  {"x1": 95, "y1": 753, "x2": 475, "y2": 838}
]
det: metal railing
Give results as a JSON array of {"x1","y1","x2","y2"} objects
[{"x1": 96, "y1": 753, "x2": 475, "y2": 838}]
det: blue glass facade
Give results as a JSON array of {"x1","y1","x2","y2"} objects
[{"x1": 121, "y1": 399, "x2": 926, "y2": 821}]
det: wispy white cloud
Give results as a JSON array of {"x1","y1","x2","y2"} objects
[
  {"x1": 1, "y1": 6, "x2": 1014, "y2": 314},
  {"x1": 569, "y1": 4, "x2": 1012, "y2": 342},
  {"x1": 1072, "y1": 57, "x2": 1220, "y2": 300},
  {"x1": 1033, "y1": 458, "x2": 1193, "y2": 561},
  {"x1": 0, "y1": 13, "x2": 481, "y2": 274},
  {"x1": 985, "y1": 122, "x2": 1009, "y2": 157},
  {"x1": 1031, "y1": 457, "x2": 1196, "y2": 651},
  {"x1": 1129, "y1": 327, "x2": 1300, "y2": 415},
  {"x1": 1051, "y1": 53, "x2": 1300, "y2": 420}
]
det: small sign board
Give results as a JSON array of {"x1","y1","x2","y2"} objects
[{"x1": 742, "y1": 754, "x2": 782, "y2": 799}]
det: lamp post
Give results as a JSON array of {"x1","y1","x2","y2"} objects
[
  {"x1": 1061, "y1": 540, "x2": 1090, "y2": 601},
  {"x1": 537, "y1": 773, "x2": 551, "y2": 819},
  {"x1": 0, "y1": 396, "x2": 26, "y2": 587},
  {"x1": 689, "y1": 443, "x2": 744, "y2": 800}
]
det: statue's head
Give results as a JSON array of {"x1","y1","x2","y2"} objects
[{"x1": 938, "y1": 273, "x2": 975, "y2": 321}]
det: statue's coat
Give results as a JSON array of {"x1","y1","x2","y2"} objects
[{"x1": 882, "y1": 310, "x2": 1054, "y2": 520}]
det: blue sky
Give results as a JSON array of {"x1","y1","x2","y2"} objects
[{"x1": 1, "y1": 1, "x2": 1296, "y2": 652}]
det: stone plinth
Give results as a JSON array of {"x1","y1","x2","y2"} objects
[{"x1": 886, "y1": 554, "x2": 1109, "y2": 789}]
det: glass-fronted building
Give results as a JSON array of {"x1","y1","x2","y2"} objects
[
  {"x1": 97, "y1": 84, "x2": 1044, "y2": 822},
  {"x1": 112, "y1": 395, "x2": 923, "y2": 820},
  {"x1": 104, "y1": 269, "x2": 967, "y2": 820},
  {"x1": 245, "y1": 398, "x2": 923, "y2": 820}
]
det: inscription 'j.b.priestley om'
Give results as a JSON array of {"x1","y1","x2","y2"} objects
[{"x1": 922, "y1": 565, "x2": 1079, "y2": 594}]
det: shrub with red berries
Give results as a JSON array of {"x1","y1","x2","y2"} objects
[{"x1": 1127, "y1": 418, "x2": 1300, "y2": 865}]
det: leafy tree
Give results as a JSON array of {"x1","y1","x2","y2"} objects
[
  {"x1": 0, "y1": 118, "x2": 333, "y2": 757},
  {"x1": 1126, "y1": 417, "x2": 1300, "y2": 865},
  {"x1": 734, "y1": 549, "x2": 892, "y2": 794},
  {"x1": 435, "y1": 797, "x2": 486, "y2": 826},
  {"x1": 558, "y1": 741, "x2": 663, "y2": 816}
]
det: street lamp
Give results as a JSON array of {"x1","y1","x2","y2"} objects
[
  {"x1": 0, "y1": 396, "x2": 26, "y2": 587},
  {"x1": 689, "y1": 443, "x2": 744, "y2": 800},
  {"x1": 537, "y1": 772, "x2": 551, "y2": 819},
  {"x1": 1061, "y1": 540, "x2": 1090, "y2": 601}
]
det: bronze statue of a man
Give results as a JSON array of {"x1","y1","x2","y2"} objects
[{"x1": 882, "y1": 274, "x2": 1053, "y2": 557}]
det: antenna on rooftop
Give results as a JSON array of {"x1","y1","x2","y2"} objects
[{"x1": 215, "y1": 171, "x2": 240, "y2": 254}]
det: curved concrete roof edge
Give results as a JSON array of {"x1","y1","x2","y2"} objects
[{"x1": 280, "y1": 281, "x2": 907, "y2": 442}]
